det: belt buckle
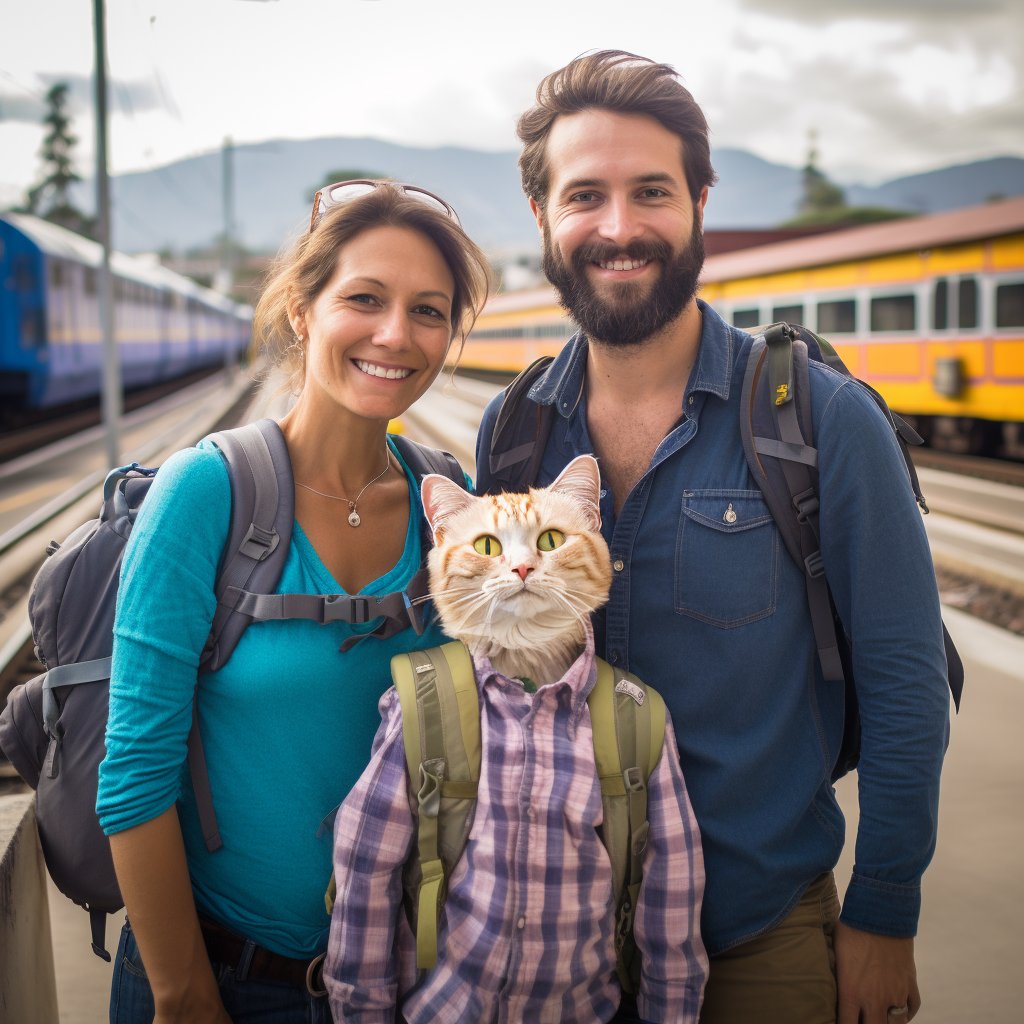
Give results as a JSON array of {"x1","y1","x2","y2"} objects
[{"x1": 306, "y1": 951, "x2": 327, "y2": 997}]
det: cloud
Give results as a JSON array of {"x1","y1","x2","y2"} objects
[
  {"x1": 0, "y1": 92, "x2": 45, "y2": 124},
  {"x1": 739, "y1": 0, "x2": 1007, "y2": 21},
  {"x1": 709, "y1": 1, "x2": 1023, "y2": 181}
]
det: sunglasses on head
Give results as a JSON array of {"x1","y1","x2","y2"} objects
[{"x1": 308, "y1": 179, "x2": 461, "y2": 234}]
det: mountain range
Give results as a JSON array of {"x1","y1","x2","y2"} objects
[{"x1": 86, "y1": 135, "x2": 1024, "y2": 256}]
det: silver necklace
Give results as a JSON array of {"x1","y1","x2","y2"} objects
[{"x1": 296, "y1": 450, "x2": 392, "y2": 527}]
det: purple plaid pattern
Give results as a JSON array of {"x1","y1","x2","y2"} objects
[{"x1": 325, "y1": 636, "x2": 707, "y2": 1023}]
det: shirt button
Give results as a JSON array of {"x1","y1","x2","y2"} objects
[
  {"x1": 688, "y1": 395, "x2": 694, "y2": 405},
  {"x1": 517, "y1": 916, "x2": 526, "y2": 929},
  {"x1": 613, "y1": 559, "x2": 624, "y2": 572},
  {"x1": 609, "y1": 650, "x2": 620, "y2": 665}
]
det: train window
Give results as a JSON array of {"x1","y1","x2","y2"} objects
[
  {"x1": 958, "y1": 278, "x2": 978, "y2": 329},
  {"x1": 84, "y1": 268, "x2": 97, "y2": 295},
  {"x1": 732, "y1": 308, "x2": 761, "y2": 329},
  {"x1": 995, "y1": 282, "x2": 1024, "y2": 328},
  {"x1": 49, "y1": 260, "x2": 65, "y2": 290},
  {"x1": 932, "y1": 279, "x2": 949, "y2": 331},
  {"x1": 12, "y1": 254, "x2": 37, "y2": 293},
  {"x1": 870, "y1": 294, "x2": 916, "y2": 332},
  {"x1": 771, "y1": 303, "x2": 804, "y2": 325},
  {"x1": 817, "y1": 299, "x2": 856, "y2": 334}
]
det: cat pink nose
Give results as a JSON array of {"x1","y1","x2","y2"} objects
[{"x1": 513, "y1": 563, "x2": 533, "y2": 581}]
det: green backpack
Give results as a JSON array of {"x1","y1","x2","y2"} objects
[{"x1": 389, "y1": 640, "x2": 666, "y2": 993}]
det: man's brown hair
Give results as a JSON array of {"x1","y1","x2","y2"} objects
[{"x1": 517, "y1": 49, "x2": 717, "y2": 210}]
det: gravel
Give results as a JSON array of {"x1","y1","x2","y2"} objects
[{"x1": 936, "y1": 567, "x2": 1024, "y2": 637}]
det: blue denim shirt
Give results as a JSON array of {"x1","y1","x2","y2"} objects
[{"x1": 476, "y1": 301, "x2": 950, "y2": 955}]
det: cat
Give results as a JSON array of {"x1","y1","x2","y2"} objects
[{"x1": 419, "y1": 454, "x2": 611, "y2": 687}]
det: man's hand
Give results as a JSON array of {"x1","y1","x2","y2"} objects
[{"x1": 834, "y1": 920, "x2": 921, "y2": 1024}]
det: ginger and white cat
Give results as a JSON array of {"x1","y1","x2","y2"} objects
[{"x1": 420, "y1": 455, "x2": 611, "y2": 686}]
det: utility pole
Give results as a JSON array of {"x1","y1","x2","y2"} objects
[
  {"x1": 218, "y1": 136, "x2": 235, "y2": 296},
  {"x1": 219, "y1": 136, "x2": 237, "y2": 372},
  {"x1": 93, "y1": 0, "x2": 121, "y2": 467}
]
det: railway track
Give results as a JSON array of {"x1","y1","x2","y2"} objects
[
  {"x1": 0, "y1": 369, "x2": 261, "y2": 714},
  {"x1": 0, "y1": 365, "x2": 248, "y2": 464}
]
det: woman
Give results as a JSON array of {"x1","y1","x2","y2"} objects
[{"x1": 96, "y1": 180, "x2": 491, "y2": 1023}]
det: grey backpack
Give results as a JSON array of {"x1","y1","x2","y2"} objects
[{"x1": 0, "y1": 418, "x2": 464, "y2": 958}]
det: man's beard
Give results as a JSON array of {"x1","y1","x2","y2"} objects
[{"x1": 541, "y1": 219, "x2": 705, "y2": 347}]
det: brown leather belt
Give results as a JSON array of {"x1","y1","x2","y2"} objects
[{"x1": 199, "y1": 917, "x2": 325, "y2": 995}]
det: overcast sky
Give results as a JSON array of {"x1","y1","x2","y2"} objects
[{"x1": 1, "y1": 0, "x2": 1021, "y2": 209}]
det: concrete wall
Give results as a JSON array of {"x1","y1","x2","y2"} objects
[{"x1": 0, "y1": 792, "x2": 59, "y2": 1024}]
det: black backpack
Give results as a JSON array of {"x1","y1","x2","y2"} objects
[
  {"x1": 476, "y1": 324, "x2": 963, "y2": 781},
  {"x1": 0, "y1": 418, "x2": 464, "y2": 959}
]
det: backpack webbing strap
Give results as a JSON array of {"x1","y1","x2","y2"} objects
[
  {"x1": 221, "y1": 588, "x2": 413, "y2": 626},
  {"x1": 392, "y1": 641, "x2": 479, "y2": 970},
  {"x1": 205, "y1": 420, "x2": 293, "y2": 669},
  {"x1": 483, "y1": 357, "x2": 556, "y2": 494},
  {"x1": 195, "y1": 420, "x2": 294, "y2": 854},
  {"x1": 742, "y1": 330, "x2": 845, "y2": 683},
  {"x1": 588, "y1": 659, "x2": 666, "y2": 994}
]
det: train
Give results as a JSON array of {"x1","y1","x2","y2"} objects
[
  {"x1": 0, "y1": 212, "x2": 251, "y2": 413},
  {"x1": 459, "y1": 196, "x2": 1024, "y2": 456}
]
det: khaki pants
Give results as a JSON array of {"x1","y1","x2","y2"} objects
[{"x1": 699, "y1": 873, "x2": 840, "y2": 1024}]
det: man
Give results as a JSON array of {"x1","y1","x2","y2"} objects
[{"x1": 476, "y1": 50, "x2": 950, "y2": 1024}]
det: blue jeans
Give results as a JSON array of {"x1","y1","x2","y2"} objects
[{"x1": 109, "y1": 919, "x2": 331, "y2": 1024}]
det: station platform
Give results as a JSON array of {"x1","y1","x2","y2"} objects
[{"x1": 11, "y1": 606, "x2": 1024, "y2": 1022}]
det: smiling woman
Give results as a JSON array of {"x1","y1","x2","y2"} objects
[{"x1": 95, "y1": 181, "x2": 492, "y2": 1024}]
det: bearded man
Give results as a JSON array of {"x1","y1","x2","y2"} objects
[{"x1": 476, "y1": 50, "x2": 950, "y2": 1024}]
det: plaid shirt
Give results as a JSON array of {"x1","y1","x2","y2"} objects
[{"x1": 325, "y1": 634, "x2": 707, "y2": 1024}]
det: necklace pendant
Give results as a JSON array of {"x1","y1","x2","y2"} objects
[{"x1": 347, "y1": 509, "x2": 361, "y2": 528}]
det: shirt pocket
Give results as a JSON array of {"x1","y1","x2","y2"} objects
[{"x1": 674, "y1": 489, "x2": 779, "y2": 627}]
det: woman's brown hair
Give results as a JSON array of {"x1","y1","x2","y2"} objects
[{"x1": 252, "y1": 184, "x2": 491, "y2": 393}]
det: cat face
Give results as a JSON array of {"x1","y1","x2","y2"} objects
[{"x1": 420, "y1": 456, "x2": 612, "y2": 653}]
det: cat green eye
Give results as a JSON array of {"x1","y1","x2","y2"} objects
[
  {"x1": 537, "y1": 529, "x2": 566, "y2": 552},
  {"x1": 473, "y1": 535, "x2": 503, "y2": 557}
]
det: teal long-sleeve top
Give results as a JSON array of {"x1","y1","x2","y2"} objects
[{"x1": 97, "y1": 435, "x2": 450, "y2": 959}]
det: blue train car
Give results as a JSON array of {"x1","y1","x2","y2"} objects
[{"x1": 0, "y1": 213, "x2": 251, "y2": 412}]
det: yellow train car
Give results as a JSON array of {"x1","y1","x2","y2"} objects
[
  {"x1": 461, "y1": 196, "x2": 1024, "y2": 454},
  {"x1": 455, "y1": 286, "x2": 575, "y2": 373}
]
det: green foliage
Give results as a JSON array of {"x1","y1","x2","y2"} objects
[
  {"x1": 786, "y1": 131, "x2": 907, "y2": 228},
  {"x1": 799, "y1": 165, "x2": 846, "y2": 215},
  {"x1": 25, "y1": 82, "x2": 95, "y2": 238},
  {"x1": 781, "y1": 206, "x2": 912, "y2": 228}
]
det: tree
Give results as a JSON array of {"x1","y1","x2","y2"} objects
[
  {"x1": 781, "y1": 130, "x2": 909, "y2": 229},
  {"x1": 797, "y1": 130, "x2": 846, "y2": 218},
  {"x1": 25, "y1": 83, "x2": 95, "y2": 237}
]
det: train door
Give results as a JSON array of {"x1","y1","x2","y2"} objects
[{"x1": 0, "y1": 225, "x2": 47, "y2": 409}]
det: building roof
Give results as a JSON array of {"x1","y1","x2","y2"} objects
[{"x1": 701, "y1": 196, "x2": 1024, "y2": 283}]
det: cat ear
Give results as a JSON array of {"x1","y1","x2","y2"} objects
[
  {"x1": 548, "y1": 455, "x2": 602, "y2": 529},
  {"x1": 421, "y1": 474, "x2": 475, "y2": 542}
]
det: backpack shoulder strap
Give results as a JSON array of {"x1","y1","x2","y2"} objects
[
  {"x1": 391, "y1": 641, "x2": 480, "y2": 970},
  {"x1": 184, "y1": 419, "x2": 294, "y2": 853},
  {"x1": 204, "y1": 418, "x2": 295, "y2": 669},
  {"x1": 391, "y1": 434, "x2": 465, "y2": 487},
  {"x1": 479, "y1": 356, "x2": 556, "y2": 494},
  {"x1": 588, "y1": 658, "x2": 666, "y2": 994},
  {"x1": 739, "y1": 324, "x2": 845, "y2": 683}
]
